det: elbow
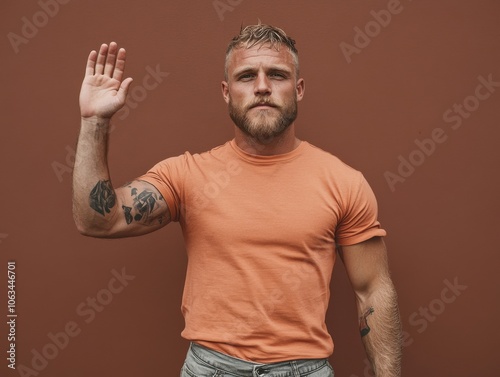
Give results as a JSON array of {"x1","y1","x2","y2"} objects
[
  {"x1": 75, "y1": 223, "x2": 96, "y2": 237},
  {"x1": 73, "y1": 211, "x2": 90, "y2": 236},
  {"x1": 74, "y1": 220, "x2": 99, "y2": 237},
  {"x1": 355, "y1": 276, "x2": 397, "y2": 306},
  {"x1": 75, "y1": 224, "x2": 114, "y2": 238},
  {"x1": 72, "y1": 204, "x2": 98, "y2": 237},
  {"x1": 73, "y1": 216, "x2": 112, "y2": 238}
]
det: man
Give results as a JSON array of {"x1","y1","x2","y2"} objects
[{"x1": 73, "y1": 24, "x2": 402, "y2": 377}]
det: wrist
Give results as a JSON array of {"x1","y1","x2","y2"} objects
[{"x1": 81, "y1": 116, "x2": 112, "y2": 129}]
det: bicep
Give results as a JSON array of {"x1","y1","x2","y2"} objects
[
  {"x1": 337, "y1": 236, "x2": 391, "y2": 298},
  {"x1": 106, "y1": 180, "x2": 171, "y2": 238}
]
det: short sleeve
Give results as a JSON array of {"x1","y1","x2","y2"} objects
[
  {"x1": 335, "y1": 172, "x2": 387, "y2": 246},
  {"x1": 135, "y1": 154, "x2": 187, "y2": 222}
]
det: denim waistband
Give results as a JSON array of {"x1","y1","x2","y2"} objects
[{"x1": 187, "y1": 342, "x2": 330, "y2": 377}]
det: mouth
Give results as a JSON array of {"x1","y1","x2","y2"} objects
[{"x1": 250, "y1": 102, "x2": 277, "y2": 110}]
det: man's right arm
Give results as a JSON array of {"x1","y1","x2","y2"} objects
[{"x1": 72, "y1": 42, "x2": 170, "y2": 238}]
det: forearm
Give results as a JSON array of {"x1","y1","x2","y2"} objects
[
  {"x1": 72, "y1": 116, "x2": 118, "y2": 235},
  {"x1": 358, "y1": 278, "x2": 402, "y2": 377}
]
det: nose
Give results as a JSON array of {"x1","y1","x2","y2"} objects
[{"x1": 254, "y1": 73, "x2": 271, "y2": 96}]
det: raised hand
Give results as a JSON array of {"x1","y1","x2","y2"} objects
[{"x1": 79, "y1": 42, "x2": 133, "y2": 119}]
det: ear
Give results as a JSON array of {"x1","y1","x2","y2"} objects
[
  {"x1": 296, "y1": 78, "x2": 305, "y2": 102},
  {"x1": 221, "y1": 81, "x2": 230, "y2": 104}
]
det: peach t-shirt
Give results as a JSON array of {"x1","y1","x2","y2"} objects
[{"x1": 138, "y1": 139, "x2": 386, "y2": 363}]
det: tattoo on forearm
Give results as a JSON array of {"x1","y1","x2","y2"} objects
[
  {"x1": 89, "y1": 180, "x2": 116, "y2": 216},
  {"x1": 360, "y1": 307, "x2": 374, "y2": 337},
  {"x1": 121, "y1": 184, "x2": 164, "y2": 226}
]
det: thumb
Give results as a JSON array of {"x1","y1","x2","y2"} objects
[{"x1": 118, "y1": 77, "x2": 133, "y2": 100}]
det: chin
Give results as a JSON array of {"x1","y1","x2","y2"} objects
[{"x1": 247, "y1": 124, "x2": 290, "y2": 142}]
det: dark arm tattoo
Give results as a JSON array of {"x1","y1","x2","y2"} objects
[
  {"x1": 360, "y1": 307, "x2": 374, "y2": 337},
  {"x1": 121, "y1": 184, "x2": 164, "y2": 226},
  {"x1": 89, "y1": 180, "x2": 116, "y2": 216}
]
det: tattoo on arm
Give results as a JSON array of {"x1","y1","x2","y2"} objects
[
  {"x1": 121, "y1": 184, "x2": 164, "y2": 226},
  {"x1": 360, "y1": 307, "x2": 374, "y2": 337},
  {"x1": 122, "y1": 205, "x2": 133, "y2": 224},
  {"x1": 89, "y1": 180, "x2": 116, "y2": 216}
]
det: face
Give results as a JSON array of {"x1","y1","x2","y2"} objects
[{"x1": 222, "y1": 43, "x2": 305, "y2": 143}]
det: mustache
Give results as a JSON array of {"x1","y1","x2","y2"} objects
[{"x1": 248, "y1": 98, "x2": 278, "y2": 109}]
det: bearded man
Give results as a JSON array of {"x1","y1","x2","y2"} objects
[{"x1": 73, "y1": 23, "x2": 402, "y2": 377}]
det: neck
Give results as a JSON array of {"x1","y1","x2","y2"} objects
[{"x1": 234, "y1": 125, "x2": 300, "y2": 156}]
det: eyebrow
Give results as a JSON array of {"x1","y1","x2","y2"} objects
[{"x1": 232, "y1": 65, "x2": 293, "y2": 78}]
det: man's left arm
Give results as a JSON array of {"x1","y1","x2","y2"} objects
[{"x1": 338, "y1": 236, "x2": 402, "y2": 377}]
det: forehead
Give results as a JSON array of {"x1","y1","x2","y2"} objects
[{"x1": 227, "y1": 43, "x2": 295, "y2": 74}]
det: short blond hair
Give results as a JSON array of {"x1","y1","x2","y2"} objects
[{"x1": 225, "y1": 23, "x2": 299, "y2": 80}]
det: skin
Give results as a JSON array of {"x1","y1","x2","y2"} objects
[
  {"x1": 221, "y1": 44, "x2": 305, "y2": 156},
  {"x1": 74, "y1": 42, "x2": 170, "y2": 238},
  {"x1": 73, "y1": 41, "x2": 402, "y2": 376},
  {"x1": 339, "y1": 237, "x2": 402, "y2": 377}
]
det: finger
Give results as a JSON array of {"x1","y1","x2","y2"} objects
[
  {"x1": 104, "y1": 41, "x2": 118, "y2": 77},
  {"x1": 85, "y1": 50, "x2": 97, "y2": 76},
  {"x1": 112, "y1": 48, "x2": 127, "y2": 82},
  {"x1": 95, "y1": 43, "x2": 108, "y2": 75},
  {"x1": 117, "y1": 77, "x2": 133, "y2": 101}
]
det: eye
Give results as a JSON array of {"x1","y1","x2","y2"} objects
[
  {"x1": 269, "y1": 72, "x2": 287, "y2": 80},
  {"x1": 238, "y1": 73, "x2": 255, "y2": 81}
]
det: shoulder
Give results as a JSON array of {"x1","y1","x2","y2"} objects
[
  {"x1": 302, "y1": 142, "x2": 364, "y2": 183},
  {"x1": 303, "y1": 142, "x2": 357, "y2": 169},
  {"x1": 191, "y1": 140, "x2": 233, "y2": 161},
  {"x1": 152, "y1": 141, "x2": 233, "y2": 169}
]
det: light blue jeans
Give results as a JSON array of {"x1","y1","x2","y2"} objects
[{"x1": 180, "y1": 342, "x2": 334, "y2": 377}]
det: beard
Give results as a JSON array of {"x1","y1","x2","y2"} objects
[{"x1": 228, "y1": 94, "x2": 298, "y2": 144}]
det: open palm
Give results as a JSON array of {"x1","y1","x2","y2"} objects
[{"x1": 79, "y1": 42, "x2": 133, "y2": 119}]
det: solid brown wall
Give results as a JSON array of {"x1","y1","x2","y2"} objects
[{"x1": 1, "y1": 0, "x2": 499, "y2": 376}]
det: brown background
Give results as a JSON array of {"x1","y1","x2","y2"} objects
[{"x1": 1, "y1": 0, "x2": 499, "y2": 376}]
